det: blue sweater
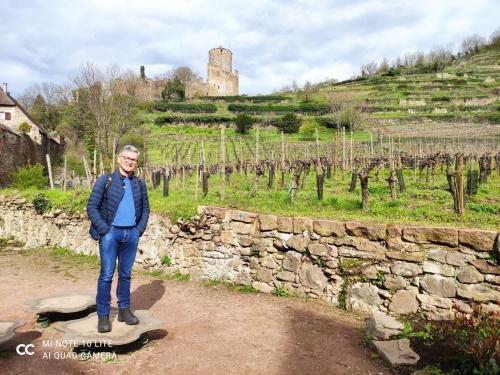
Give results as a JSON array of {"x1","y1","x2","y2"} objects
[{"x1": 87, "y1": 170, "x2": 150, "y2": 240}]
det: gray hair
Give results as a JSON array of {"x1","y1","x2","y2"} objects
[{"x1": 119, "y1": 145, "x2": 140, "y2": 158}]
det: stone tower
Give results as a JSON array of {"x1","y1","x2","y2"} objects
[{"x1": 206, "y1": 46, "x2": 239, "y2": 96}]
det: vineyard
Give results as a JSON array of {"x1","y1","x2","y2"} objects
[
  {"x1": 89, "y1": 123, "x2": 494, "y2": 231},
  {"x1": 50, "y1": 46, "x2": 500, "y2": 230}
]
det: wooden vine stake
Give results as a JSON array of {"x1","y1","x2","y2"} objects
[
  {"x1": 46, "y1": 154, "x2": 54, "y2": 190},
  {"x1": 112, "y1": 139, "x2": 116, "y2": 171},
  {"x1": 82, "y1": 156, "x2": 92, "y2": 187},
  {"x1": 388, "y1": 135, "x2": 397, "y2": 200},
  {"x1": 195, "y1": 163, "x2": 199, "y2": 200},
  {"x1": 458, "y1": 155, "x2": 464, "y2": 215},
  {"x1": 99, "y1": 153, "x2": 104, "y2": 176},
  {"x1": 255, "y1": 126, "x2": 259, "y2": 165},
  {"x1": 175, "y1": 143, "x2": 180, "y2": 188},
  {"x1": 281, "y1": 131, "x2": 285, "y2": 187},
  {"x1": 342, "y1": 127, "x2": 346, "y2": 180},
  {"x1": 93, "y1": 149, "x2": 97, "y2": 182},
  {"x1": 62, "y1": 156, "x2": 67, "y2": 192},
  {"x1": 315, "y1": 128, "x2": 324, "y2": 200},
  {"x1": 221, "y1": 125, "x2": 225, "y2": 201}
]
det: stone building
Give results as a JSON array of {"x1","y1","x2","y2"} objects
[
  {"x1": 0, "y1": 83, "x2": 62, "y2": 187},
  {"x1": 187, "y1": 46, "x2": 239, "y2": 98}
]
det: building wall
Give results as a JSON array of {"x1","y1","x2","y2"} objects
[
  {"x1": 0, "y1": 104, "x2": 42, "y2": 144},
  {"x1": 0, "y1": 125, "x2": 62, "y2": 188}
]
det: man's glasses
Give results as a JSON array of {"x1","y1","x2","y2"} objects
[{"x1": 121, "y1": 156, "x2": 138, "y2": 164}]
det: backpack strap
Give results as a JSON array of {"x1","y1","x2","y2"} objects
[
  {"x1": 136, "y1": 177, "x2": 144, "y2": 193},
  {"x1": 104, "y1": 174, "x2": 112, "y2": 222},
  {"x1": 104, "y1": 174, "x2": 113, "y2": 199}
]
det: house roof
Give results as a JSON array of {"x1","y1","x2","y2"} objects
[
  {"x1": 8, "y1": 94, "x2": 51, "y2": 137},
  {"x1": 0, "y1": 88, "x2": 15, "y2": 106},
  {"x1": 0, "y1": 86, "x2": 59, "y2": 143}
]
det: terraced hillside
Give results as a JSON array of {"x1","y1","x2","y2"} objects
[{"x1": 321, "y1": 49, "x2": 500, "y2": 137}]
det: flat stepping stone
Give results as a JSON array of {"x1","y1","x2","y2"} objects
[
  {"x1": 0, "y1": 320, "x2": 26, "y2": 345},
  {"x1": 56, "y1": 310, "x2": 164, "y2": 346},
  {"x1": 370, "y1": 339, "x2": 420, "y2": 366},
  {"x1": 25, "y1": 292, "x2": 96, "y2": 314}
]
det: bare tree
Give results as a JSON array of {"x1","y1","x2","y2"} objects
[
  {"x1": 414, "y1": 51, "x2": 426, "y2": 66},
  {"x1": 377, "y1": 57, "x2": 390, "y2": 74},
  {"x1": 71, "y1": 61, "x2": 123, "y2": 157},
  {"x1": 343, "y1": 104, "x2": 367, "y2": 134},
  {"x1": 392, "y1": 55, "x2": 403, "y2": 68},
  {"x1": 489, "y1": 26, "x2": 500, "y2": 47},
  {"x1": 360, "y1": 61, "x2": 378, "y2": 76},
  {"x1": 165, "y1": 66, "x2": 200, "y2": 95},
  {"x1": 17, "y1": 81, "x2": 72, "y2": 131},
  {"x1": 330, "y1": 93, "x2": 350, "y2": 129},
  {"x1": 297, "y1": 80, "x2": 320, "y2": 101},
  {"x1": 112, "y1": 69, "x2": 141, "y2": 147},
  {"x1": 460, "y1": 34, "x2": 486, "y2": 55}
]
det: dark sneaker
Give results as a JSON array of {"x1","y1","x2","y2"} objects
[
  {"x1": 118, "y1": 308, "x2": 139, "y2": 325},
  {"x1": 98, "y1": 315, "x2": 111, "y2": 333}
]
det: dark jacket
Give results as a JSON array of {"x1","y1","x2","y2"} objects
[{"x1": 87, "y1": 170, "x2": 150, "y2": 241}]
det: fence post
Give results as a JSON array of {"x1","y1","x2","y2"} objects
[{"x1": 46, "y1": 154, "x2": 54, "y2": 190}]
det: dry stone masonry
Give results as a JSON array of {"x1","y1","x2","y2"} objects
[{"x1": 1, "y1": 197, "x2": 500, "y2": 320}]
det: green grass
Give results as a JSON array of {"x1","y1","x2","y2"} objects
[
  {"x1": 3, "y1": 162, "x2": 500, "y2": 230},
  {"x1": 50, "y1": 245, "x2": 99, "y2": 267},
  {"x1": 203, "y1": 279, "x2": 260, "y2": 294}
]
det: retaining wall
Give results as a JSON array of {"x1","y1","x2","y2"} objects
[{"x1": 1, "y1": 197, "x2": 500, "y2": 319}]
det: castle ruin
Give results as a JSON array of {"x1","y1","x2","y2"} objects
[{"x1": 187, "y1": 46, "x2": 239, "y2": 98}]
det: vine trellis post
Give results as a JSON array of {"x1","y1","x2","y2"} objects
[
  {"x1": 342, "y1": 127, "x2": 346, "y2": 180},
  {"x1": 255, "y1": 126, "x2": 259, "y2": 165},
  {"x1": 281, "y1": 131, "x2": 285, "y2": 187},
  {"x1": 221, "y1": 126, "x2": 226, "y2": 201}
]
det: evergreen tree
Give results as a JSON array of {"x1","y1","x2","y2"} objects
[
  {"x1": 161, "y1": 77, "x2": 185, "y2": 102},
  {"x1": 278, "y1": 112, "x2": 302, "y2": 134},
  {"x1": 234, "y1": 113, "x2": 254, "y2": 134}
]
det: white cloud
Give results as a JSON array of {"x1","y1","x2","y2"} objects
[{"x1": 1, "y1": 0, "x2": 499, "y2": 97}]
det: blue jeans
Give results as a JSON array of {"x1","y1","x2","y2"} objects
[{"x1": 96, "y1": 227, "x2": 140, "y2": 316}]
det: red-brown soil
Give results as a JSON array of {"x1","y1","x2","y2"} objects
[{"x1": 0, "y1": 248, "x2": 389, "y2": 375}]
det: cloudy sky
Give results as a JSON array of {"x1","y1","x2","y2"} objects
[{"x1": 2, "y1": 0, "x2": 499, "y2": 98}]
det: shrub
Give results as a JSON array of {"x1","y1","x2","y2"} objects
[
  {"x1": 160, "y1": 255, "x2": 171, "y2": 266},
  {"x1": 19, "y1": 121, "x2": 32, "y2": 133},
  {"x1": 32, "y1": 193, "x2": 52, "y2": 213},
  {"x1": 234, "y1": 113, "x2": 254, "y2": 134},
  {"x1": 277, "y1": 112, "x2": 302, "y2": 134},
  {"x1": 298, "y1": 118, "x2": 327, "y2": 140},
  {"x1": 9, "y1": 163, "x2": 47, "y2": 189},
  {"x1": 433, "y1": 299, "x2": 500, "y2": 374}
]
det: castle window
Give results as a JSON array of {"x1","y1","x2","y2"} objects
[{"x1": 0, "y1": 112, "x2": 11, "y2": 120}]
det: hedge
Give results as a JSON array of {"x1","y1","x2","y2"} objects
[
  {"x1": 228, "y1": 103, "x2": 330, "y2": 115},
  {"x1": 155, "y1": 115, "x2": 234, "y2": 125},
  {"x1": 153, "y1": 101, "x2": 218, "y2": 113}
]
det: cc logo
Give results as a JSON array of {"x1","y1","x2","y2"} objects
[{"x1": 16, "y1": 344, "x2": 35, "y2": 355}]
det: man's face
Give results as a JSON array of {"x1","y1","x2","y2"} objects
[{"x1": 118, "y1": 151, "x2": 139, "y2": 176}]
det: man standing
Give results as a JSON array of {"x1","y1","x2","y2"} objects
[{"x1": 87, "y1": 145, "x2": 150, "y2": 333}]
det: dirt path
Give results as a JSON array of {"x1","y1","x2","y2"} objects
[{"x1": 0, "y1": 248, "x2": 388, "y2": 375}]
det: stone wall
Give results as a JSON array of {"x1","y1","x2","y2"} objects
[
  {"x1": 0, "y1": 126, "x2": 62, "y2": 188},
  {"x1": 1, "y1": 199, "x2": 500, "y2": 319}
]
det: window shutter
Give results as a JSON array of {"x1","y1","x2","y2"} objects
[{"x1": 5, "y1": 112, "x2": 11, "y2": 120}]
